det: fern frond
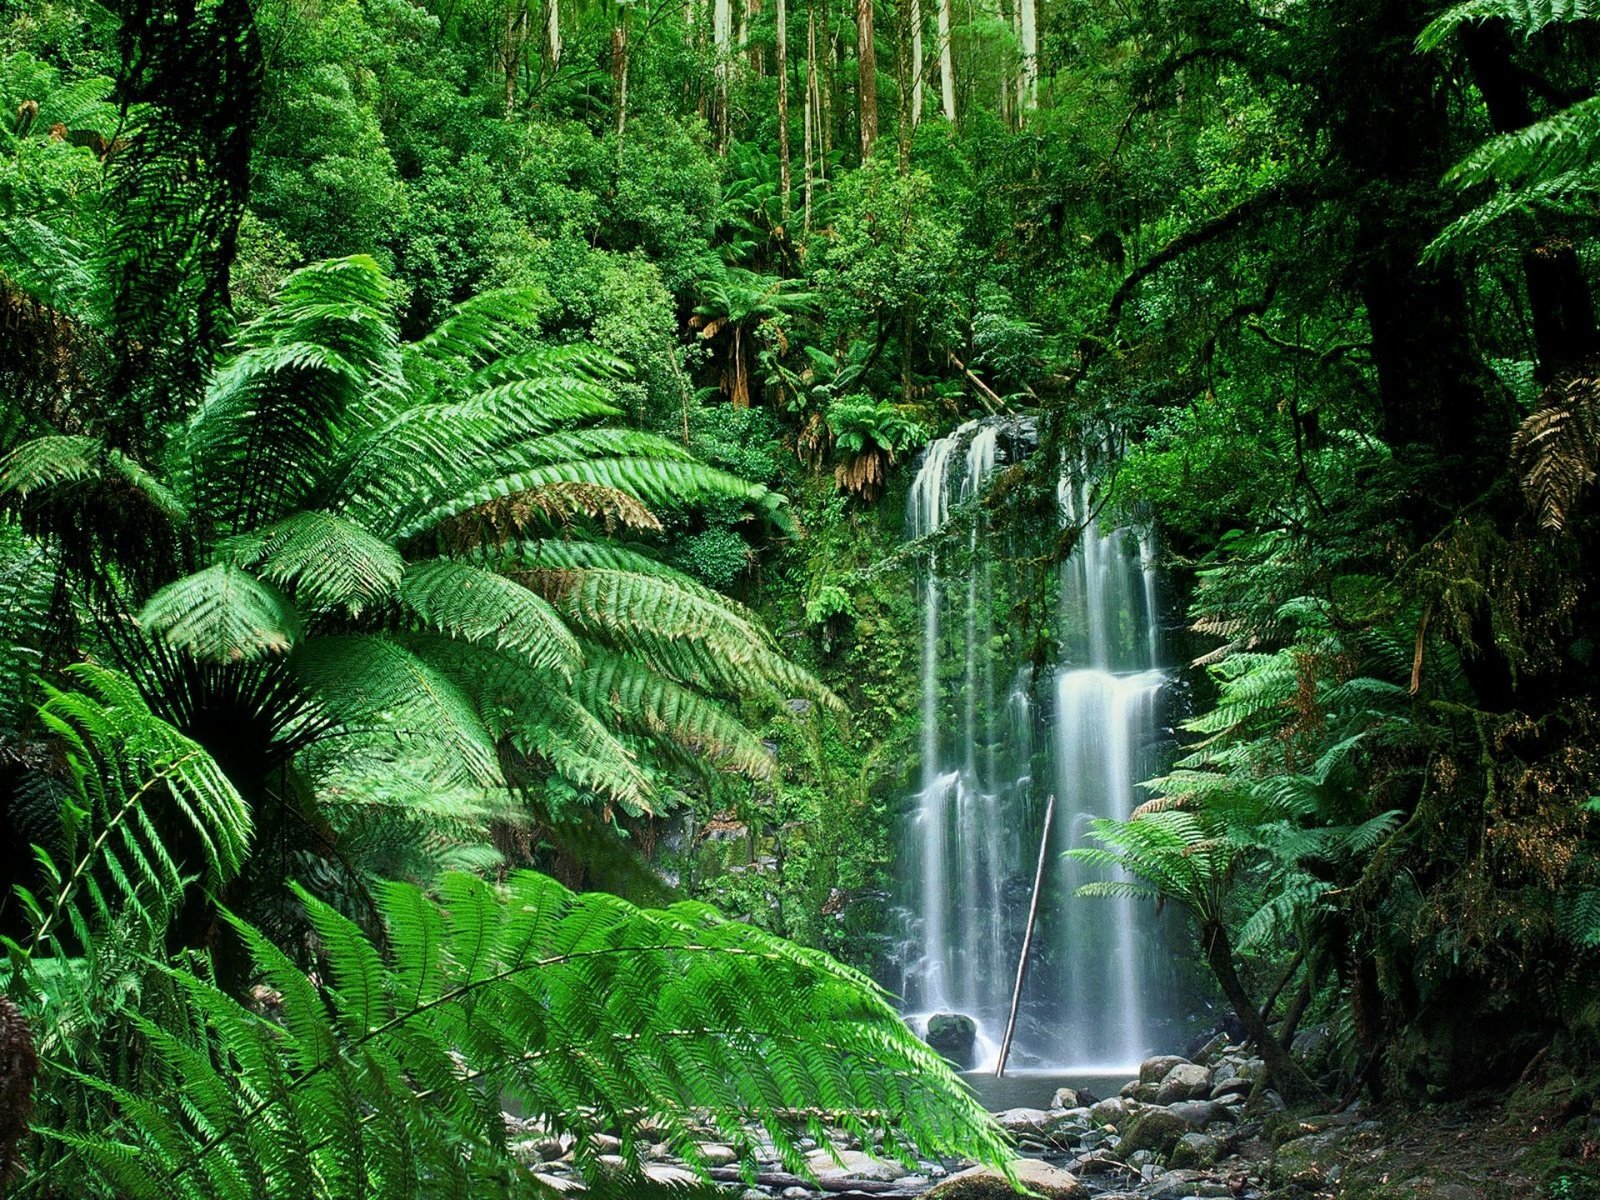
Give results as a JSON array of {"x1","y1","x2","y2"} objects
[
  {"x1": 222, "y1": 510, "x2": 403, "y2": 615},
  {"x1": 292, "y1": 635, "x2": 503, "y2": 788},
  {"x1": 1419, "y1": 0, "x2": 1598, "y2": 49},
  {"x1": 530, "y1": 567, "x2": 840, "y2": 709},
  {"x1": 402, "y1": 287, "x2": 547, "y2": 386},
  {"x1": 0, "y1": 435, "x2": 105, "y2": 496},
  {"x1": 140, "y1": 564, "x2": 302, "y2": 662},
  {"x1": 399, "y1": 558, "x2": 582, "y2": 678},
  {"x1": 21, "y1": 664, "x2": 250, "y2": 961},
  {"x1": 1512, "y1": 371, "x2": 1600, "y2": 530},
  {"x1": 574, "y1": 649, "x2": 777, "y2": 780},
  {"x1": 64, "y1": 870, "x2": 1013, "y2": 1199}
]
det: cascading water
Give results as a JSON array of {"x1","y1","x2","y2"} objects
[{"x1": 897, "y1": 418, "x2": 1170, "y2": 1071}]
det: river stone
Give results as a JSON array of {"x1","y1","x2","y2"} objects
[
  {"x1": 925, "y1": 1012, "x2": 979, "y2": 1068},
  {"x1": 510, "y1": 1137, "x2": 566, "y2": 1164},
  {"x1": 1088, "y1": 1096, "x2": 1135, "y2": 1129},
  {"x1": 804, "y1": 1148, "x2": 908, "y2": 1182},
  {"x1": 996, "y1": 1107, "x2": 1059, "y2": 1137},
  {"x1": 1117, "y1": 1107, "x2": 1190, "y2": 1157},
  {"x1": 1050, "y1": 1086, "x2": 1083, "y2": 1111},
  {"x1": 1156, "y1": 1062, "x2": 1213, "y2": 1103},
  {"x1": 1270, "y1": 1127, "x2": 1347, "y2": 1188},
  {"x1": 1139, "y1": 1055, "x2": 1190, "y2": 1085},
  {"x1": 644, "y1": 1164, "x2": 699, "y2": 1186},
  {"x1": 529, "y1": 1172, "x2": 583, "y2": 1194},
  {"x1": 1210, "y1": 1076, "x2": 1253, "y2": 1101},
  {"x1": 698, "y1": 1143, "x2": 738, "y2": 1168},
  {"x1": 926, "y1": 1159, "x2": 1088, "y2": 1199},
  {"x1": 1166, "y1": 1099, "x2": 1233, "y2": 1128},
  {"x1": 1168, "y1": 1131, "x2": 1223, "y2": 1168}
]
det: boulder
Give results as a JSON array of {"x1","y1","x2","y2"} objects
[
  {"x1": 1269, "y1": 1127, "x2": 1347, "y2": 1189},
  {"x1": 1210, "y1": 1076, "x2": 1253, "y2": 1101},
  {"x1": 1117, "y1": 1107, "x2": 1191, "y2": 1157},
  {"x1": 924, "y1": 1012, "x2": 979, "y2": 1068},
  {"x1": 1138, "y1": 1054, "x2": 1190, "y2": 1085},
  {"x1": 926, "y1": 1159, "x2": 1088, "y2": 1199},
  {"x1": 697, "y1": 1143, "x2": 738, "y2": 1168},
  {"x1": 1156, "y1": 1062, "x2": 1212, "y2": 1103},
  {"x1": 643, "y1": 1164, "x2": 699, "y2": 1186},
  {"x1": 994, "y1": 1107, "x2": 1058, "y2": 1138},
  {"x1": 1049, "y1": 1086, "x2": 1082, "y2": 1111},
  {"x1": 803, "y1": 1148, "x2": 907, "y2": 1183},
  {"x1": 1166, "y1": 1099, "x2": 1233, "y2": 1128},
  {"x1": 1168, "y1": 1131, "x2": 1223, "y2": 1169},
  {"x1": 1087, "y1": 1096, "x2": 1135, "y2": 1129}
]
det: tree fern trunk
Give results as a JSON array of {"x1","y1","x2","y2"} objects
[{"x1": 1203, "y1": 920, "x2": 1321, "y2": 1104}]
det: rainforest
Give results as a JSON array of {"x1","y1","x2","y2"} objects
[{"x1": 1, "y1": 0, "x2": 1599, "y2": 1195}]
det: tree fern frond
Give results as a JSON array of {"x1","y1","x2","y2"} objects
[
  {"x1": 0, "y1": 435, "x2": 105, "y2": 496},
  {"x1": 575, "y1": 650, "x2": 777, "y2": 780},
  {"x1": 221, "y1": 510, "x2": 403, "y2": 615},
  {"x1": 1512, "y1": 371, "x2": 1600, "y2": 530},
  {"x1": 21, "y1": 664, "x2": 250, "y2": 960},
  {"x1": 399, "y1": 558, "x2": 582, "y2": 678},
  {"x1": 530, "y1": 567, "x2": 840, "y2": 709},
  {"x1": 140, "y1": 565, "x2": 301, "y2": 662},
  {"x1": 1418, "y1": 0, "x2": 1598, "y2": 50},
  {"x1": 64, "y1": 870, "x2": 1013, "y2": 1199},
  {"x1": 403, "y1": 287, "x2": 548, "y2": 385},
  {"x1": 397, "y1": 459, "x2": 793, "y2": 541},
  {"x1": 293, "y1": 635, "x2": 503, "y2": 788}
]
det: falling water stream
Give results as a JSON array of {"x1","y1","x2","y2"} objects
[{"x1": 898, "y1": 418, "x2": 1170, "y2": 1071}]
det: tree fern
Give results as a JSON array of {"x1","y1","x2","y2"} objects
[
  {"x1": 399, "y1": 558, "x2": 581, "y2": 679},
  {"x1": 55, "y1": 871, "x2": 1012, "y2": 1200},
  {"x1": 139, "y1": 565, "x2": 301, "y2": 662},
  {"x1": 1418, "y1": 0, "x2": 1599, "y2": 50},
  {"x1": 14, "y1": 665, "x2": 250, "y2": 962},
  {"x1": 222, "y1": 510, "x2": 404, "y2": 616}
]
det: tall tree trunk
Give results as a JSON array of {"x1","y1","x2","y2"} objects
[
  {"x1": 546, "y1": 0, "x2": 562, "y2": 69},
  {"x1": 936, "y1": 0, "x2": 955, "y2": 122},
  {"x1": 856, "y1": 0, "x2": 877, "y2": 156},
  {"x1": 909, "y1": 0, "x2": 923, "y2": 126},
  {"x1": 1203, "y1": 920, "x2": 1321, "y2": 1104},
  {"x1": 804, "y1": 1, "x2": 817, "y2": 231},
  {"x1": 612, "y1": 11, "x2": 630, "y2": 139},
  {"x1": 715, "y1": 0, "x2": 733, "y2": 149},
  {"x1": 503, "y1": 0, "x2": 528, "y2": 116},
  {"x1": 1015, "y1": 0, "x2": 1036, "y2": 117},
  {"x1": 777, "y1": 0, "x2": 792, "y2": 214}
]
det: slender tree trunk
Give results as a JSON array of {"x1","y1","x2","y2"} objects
[
  {"x1": 936, "y1": 0, "x2": 955, "y2": 122},
  {"x1": 612, "y1": 11, "x2": 630, "y2": 138},
  {"x1": 1016, "y1": 0, "x2": 1036, "y2": 117},
  {"x1": 1203, "y1": 920, "x2": 1321, "y2": 1104},
  {"x1": 546, "y1": 0, "x2": 562, "y2": 68},
  {"x1": 803, "y1": 2, "x2": 817, "y2": 231},
  {"x1": 503, "y1": 0, "x2": 527, "y2": 116},
  {"x1": 777, "y1": 0, "x2": 792, "y2": 214},
  {"x1": 715, "y1": 0, "x2": 733, "y2": 148},
  {"x1": 856, "y1": 0, "x2": 877, "y2": 157},
  {"x1": 909, "y1": 0, "x2": 923, "y2": 126}
]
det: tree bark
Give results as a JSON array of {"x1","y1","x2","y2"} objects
[
  {"x1": 804, "y1": 2, "x2": 818, "y2": 230},
  {"x1": 546, "y1": 0, "x2": 561, "y2": 69},
  {"x1": 909, "y1": 0, "x2": 923, "y2": 126},
  {"x1": 856, "y1": 0, "x2": 877, "y2": 156},
  {"x1": 936, "y1": 0, "x2": 955, "y2": 122},
  {"x1": 714, "y1": 0, "x2": 733, "y2": 149},
  {"x1": 612, "y1": 12, "x2": 631, "y2": 139},
  {"x1": 777, "y1": 0, "x2": 792, "y2": 213},
  {"x1": 1015, "y1": 0, "x2": 1036, "y2": 116},
  {"x1": 1203, "y1": 920, "x2": 1321, "y2": 1104}
]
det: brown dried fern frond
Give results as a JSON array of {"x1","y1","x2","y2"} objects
[{"x1": 1512, "y1": 369, "x2": 1600, "y2": 532}]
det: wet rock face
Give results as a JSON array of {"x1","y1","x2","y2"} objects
[
  {"x1": 924, "y1": 1012, "x2": 979, "y2": 1068},
  {"x1": 1155, "y1": 1062, "x2": 1212, "y2": 1104}
]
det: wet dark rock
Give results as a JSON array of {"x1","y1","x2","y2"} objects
[
  {"x1": 1155, "y1": 1062, "x2": 1212, "y2": 1103},
  {"x1": 1168, "y1": 1131, "x2": 1223, "y2": 1169},
  {"x1": 1118, "y1": 1107, "x2": 1191, "y2": 1157},
  {"x1": 1139, "y1": 1055, "x2": 1190, "y2": 1085},
  {"x1": 923, "y1": 1013, "x2": 978, "y2": 1068},
  {"x1": 1165, "y1": 1099, "x2": 1233, "y2": 1128}
]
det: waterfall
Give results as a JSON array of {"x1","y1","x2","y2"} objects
[{"x1": 898, "y1": 419, "x2": 1169, "y2": 1071}]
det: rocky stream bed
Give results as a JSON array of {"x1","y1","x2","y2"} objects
[{"x1": 504, "y1": 1037, "x2": 1447, "y2": 1200}]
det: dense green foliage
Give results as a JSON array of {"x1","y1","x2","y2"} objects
[{"x1": 3, "y1": 0, "x2": 1600, "y2": 1188}]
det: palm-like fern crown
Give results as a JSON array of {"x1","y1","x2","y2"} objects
[{"x1": 2, "y1": 255, "x2": 835, "y2": 898}]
